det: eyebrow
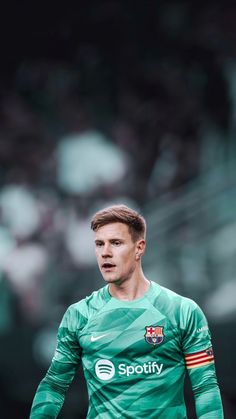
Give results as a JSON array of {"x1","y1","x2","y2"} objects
[{"x1": 95, "y1": 238, "x2": 124, "y2": 243}]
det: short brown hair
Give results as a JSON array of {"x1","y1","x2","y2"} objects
[{"x1": 91, "y1": 204, "x2": 146, "y2": 242}]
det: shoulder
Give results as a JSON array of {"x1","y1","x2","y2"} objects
[
  {"x1": 153, "y1": 282, "x2": 197, "y2": 308},
  {"x1": 151, "y1": 282, "x2": 201, "y2": 322},
  {"x1": 65, "y1": 285, "x2": 109, "y2": 320},
  {"x1": 59, "y1": 286, "x2": 108, "y2": 332}
]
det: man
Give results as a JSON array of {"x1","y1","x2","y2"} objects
[{"x1": 30, "y1": 204, "x2": 224, "y2": 418}]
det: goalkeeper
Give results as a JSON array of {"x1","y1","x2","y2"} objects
[{"x1": 30, "y1": 204, "x2": 224, "y2": 418}]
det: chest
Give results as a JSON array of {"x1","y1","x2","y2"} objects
[{"x1": 78, "y1": 306, "x2": 182, "y2": 363}]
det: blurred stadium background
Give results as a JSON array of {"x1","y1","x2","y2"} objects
[{"x1": 0, "y1": 1, "x2": 235, "y2": 418}]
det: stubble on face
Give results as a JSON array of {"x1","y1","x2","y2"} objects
[{"x1": 94, "y1": 223, "x2": 138, "y2": 285}]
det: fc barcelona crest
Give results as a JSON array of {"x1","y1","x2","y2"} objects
[{"x1": 145, "y1": 326, "x2": 164, "y2": 346}]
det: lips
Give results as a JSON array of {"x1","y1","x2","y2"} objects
[{"x1": 102, "y1": 262, "x2": 116, "y2": 269}]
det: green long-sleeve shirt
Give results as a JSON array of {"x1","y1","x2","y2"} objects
[{"x1": 30, "y1": 282, "x2": 224, "y2": 418}]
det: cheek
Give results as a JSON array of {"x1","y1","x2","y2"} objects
[
  {"x1": 121, "y1": 250, "x2": 136, "y2": 266},
  {"x1": 95, "y1": 251, "x2": 101, "y2": 263}
]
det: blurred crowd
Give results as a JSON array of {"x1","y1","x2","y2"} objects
[{"x1": 0, "y1": 1, "x2": 236, "y2": 417}]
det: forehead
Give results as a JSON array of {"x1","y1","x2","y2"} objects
[{"x1": 95, "y1": 222, "x2": 131, "y2": 240}]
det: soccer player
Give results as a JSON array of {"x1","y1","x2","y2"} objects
[{"x1": 30, "y1": 204, "x2": 224, "y2": 418}]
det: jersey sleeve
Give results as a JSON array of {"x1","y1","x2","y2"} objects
[
  {"x1": 30, "y1": 304, "x2": 84, "y2": 419},
  {"x1": 181, "y1": 299, "x2": 224, "y2": 418}
]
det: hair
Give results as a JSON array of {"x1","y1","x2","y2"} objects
[{"x1": 91, "y1": 204, "x2": 146, "y2": 242}]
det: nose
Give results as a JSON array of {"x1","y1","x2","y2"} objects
[{"x1": 102, "y1": 243, "x2": 112, "y2": 258}]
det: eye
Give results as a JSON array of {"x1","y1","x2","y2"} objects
[
  {"x1": 95, "y1": 242, "x2": 103, "y2": 247},
  {"x1": 113, "y1": 240, "x2": 121, "y2": 246}
]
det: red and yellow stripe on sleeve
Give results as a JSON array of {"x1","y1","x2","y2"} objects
[{"x1": 185, "y1": 347, "x2": 215, "y2": 369}]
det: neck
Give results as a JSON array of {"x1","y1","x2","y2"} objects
[{"x1": 108, "y1": 271, "x2": 150, "y2": 301}]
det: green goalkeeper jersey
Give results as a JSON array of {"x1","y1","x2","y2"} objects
[{"x1": 30, "y1": 281, "x2": 223, "y2": 418}]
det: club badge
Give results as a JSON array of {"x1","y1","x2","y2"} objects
[{"x1": 145, "y1": 326, "x2": 164, "y2": 346}]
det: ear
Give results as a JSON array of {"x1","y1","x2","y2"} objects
[{"x1": 135, "y1": 239, "x2": 146, "y2": 260}]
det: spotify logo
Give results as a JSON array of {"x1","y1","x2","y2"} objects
[{"x1": 95, "y1": 359, "x2": 115, "y2": 381}]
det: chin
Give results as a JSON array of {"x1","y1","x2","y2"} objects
[
  {"x1": 103, "y1": 276, "x2": 117, "y2": 283},
  {"x1": 101, "y1": 272, "x2": 120, "y2": 283}
]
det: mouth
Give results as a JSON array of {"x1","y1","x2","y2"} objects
[{"x1": 101, "y1": 262, "x2": 116, "y2": 270}]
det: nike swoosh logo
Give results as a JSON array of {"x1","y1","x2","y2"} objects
[{"x1": 91, "y1": 333, "x2": 110, "y2": 342}]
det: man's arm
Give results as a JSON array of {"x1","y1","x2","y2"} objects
[
  {"x1": 181, "y1": 299, "x2": 224, "y2": 418},
  {"x1": 30, "y1": 305, "x2": 82, "y2": 418},
  {"x1": 188, "y1": 357, "x2": 223, "y2": 418}
]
